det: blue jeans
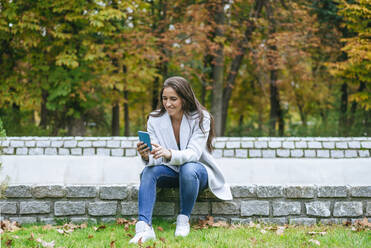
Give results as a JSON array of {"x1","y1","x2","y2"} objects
[{"x1": 138, "y1": 162, "x2": 208, "y2": 225}]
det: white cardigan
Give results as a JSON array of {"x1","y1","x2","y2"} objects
[{"x1": 141, "y1": 110, "x2": 233, "y2": 201}]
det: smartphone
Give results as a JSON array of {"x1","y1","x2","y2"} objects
[{"x1": 138, "y1": 131, "x2": 152, "y2": 151}]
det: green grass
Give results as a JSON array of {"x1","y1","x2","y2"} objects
[{"x1": 1, "y1": 218, "x2": 370, "y2": 248}]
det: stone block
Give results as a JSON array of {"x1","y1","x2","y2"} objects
[
  {"x1": 235, "y1": 149, "x2": 247, "y2": 158},
  {"x1": 277, "y1": 149, "x2": 290, "y2": 157},
  {"x1": 308, "y1": 142, "x2": 322, "y2": 149},
  {"x1": 9, "y1": 217, "x2": 37, "y2": 224},
  {"x1": 318, "y1": 186, "x2": 347, "y2": 198},
  {"x1": 226, "y1": 142, "x2": 240, "y2": 148},
  {"x1": 345, "y1": 150, "x2": 358, "y2": 158},
  {"x1": 93, "y1": 141, "x2": 106, "y2": 147},
  {"x1": 272, "y1": 201, "x2": 301, "y2": 216},
  {"x1": 361, "y1": 141, "x2": 371, "y2": 148},
  {"x1": 55, "y1": 201, "x2": 85, "y2": 216},
  {"x1": 348, "y1": 141, "x2": 361, "y2": 149},
  {"x1": 212, "y1": 149, "x2": 222, "y2": 158},
  {"x1": 32, "y1": 185, "x2": 66, "y2": 198},
  {"x1": 2, "y1": 148, "x2": 14, "y2": 154},
  {"x1": 331, "y1": 150, "x2": 344, "y2": 158},
  {"x1": 111, "y1": 149, "x2": 124, "y2": 157},
  {"x1": 323, "y1": 142, "x2": 335, "y2": 149},
  {"x1": 10, "y1": 140, "x2": 24, "y2": 147},
  {"x1": 125, "y1": 149, "x2": 137, "y2": 156},
  {"x1": 121, "y1": 141, "x2": 133, "y2": 148},
  {"x1": 129, "y1": 185, "x2": 139, "y2": 200},
  {"x1": 257, "y1": 186, "x2": 283, "y2": 198},
  {"x1": 241, "y1": 201, "x2": 269, "y2": 216},
  {"x1": 212, "y1": 201, "x2": 240, "y2": 215},
  {"x1": 304, "y1": 150, "x2": 316, "y2": 158},
  {"x1": 29, "y1": 148, "x2": 44, "y2": 155},
  {"x1": 230, "y1": 218, "x2": 253, "y2": 225},
  {"x1": 100, "y1": 217, "x2": 116, "y2": 223},
  {"x1": 282, "y1": 142, "x2": 295, "y2": 149},
  {"x1": 214, "y1": 142, "x2": 225, "y2": 149},
  {"x1": 350, "y1": 186, "x2": 371, "y2": 197},
  {"x1": 5, "y1": 186, "x2": 32, "y2": 198},
  {"x1": 295, "y1": 141, "x2": 307, "y2": 148},
  {"x1": 223, "y1": 149, "x2": 234, "y2": 157},
  {"x1": 121, "y1": 202, "x2": 138, "y2": 215},
  {"x1": 51, "y1": 141, "x2": 64, "y2": 147},
  {"x1": 333, "y1": 202, "x2": 363, "y2": 217},
  {"x1": 97, "y1": 148, "x2": 110, "y2": 156},
  {"x1": 193, "y1": 202, "x2": 209, "y2": 215},
  {"x1": 153, "y1": 202, "x2": 175, "y2": 216},
  {"x1": 58, "y1": 148, "x2": 70, "y2": 155},
  {"x1": 83, "y1": 148, "x2": 95, "y2": 155},
  {"x1": 255, "y1": 141, "x2": 268, "y2": 148},
  {"x1": 335, "y1": 142, "x2": 347, "y2": 149},
  {"x1": 231, "y1": 185, "x2": 256, "y2": 198},
  {"x1": 249, "y1": 149, "x2": 261, "y2": 158},
  {"x1": 305, "y1": 201, "x2": 331, "y2": 217},
  {"x1": 88, "y1": 202, "x2": 117, "y2": 216},
  {"x1": 0, "y1": 202, "x2": 17, "y2": 214},
  {"x1": 71, "y1": 148, "x2": 82, "y2": 155},
  {"x1": 289, "y1": 218, "x2": 316, "y2": 225},
  {"x1": 64, "y1": 140, "x2": 77, "y2": 148},
  {"x1": 268, "y1": 141, "x2": 281, "y2": 148},
  {"x1": 20, "y1": 201, "x2": 50, "y2": 214},
  {"x1": 40, "y1": 217, "x2": 56, "y2": 225},
  {"x1": 262, "y1": 150, "x2": 276, "y2": 158},
  {"x1": 285, "y1": 186, "x2": 316, "y2": 198},
  {"x1": 16, "y1": 148, "x2": 28, "y2": 155},
  {"x1": 317, "y1": 150, "x2": 330, "y2": 158},
  {"x1": 45, "y1": 148, "x2": 57, "y2": 155},
  {"x1": 36, "y1": 140, "x2": 50, "y2": 147},
  {"x1": 258, "y1": 218, "x2": 287, "y2": 225},
  {"x1": 78, "y1": 141, "x2": 92, "y2": 148},
  {"x1": 100, "y1": 186, "x2": 129, "y2": 200},
  {"x1": 359, "y1": 150, "x2": 370, "y2": 157},
  {"x1": 66, "y1": 186, "x2": 97, "y2": 198},
  {"x1": 366, "y1": 202, "x2": 371, "y2": 216},
  {"x1": 319, "y1": 218, "x2": 347, "y2": 225},
  {"x1": 291, "y1": 149, "x2": 304, "y2": 157},
  {"x1": 107, "y1": 140, "x2": 120, "y2": 148},
  {"x1": 241, "y1": 142, "x2": 254, "y2": 148}
]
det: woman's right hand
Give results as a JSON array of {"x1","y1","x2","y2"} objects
[{"x1": 137, "y1": 141, "x2": 150, "y2": 161}]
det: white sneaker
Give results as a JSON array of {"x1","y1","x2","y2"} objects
[
  {"x1": 129, "y1": 221, "x2": 156, "y2": 244},
  {"x1": 175, "y1": 214, "x2": 190, "y2": 237}
]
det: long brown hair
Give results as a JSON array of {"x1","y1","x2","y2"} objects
[{"x1": 149, "y1": 76, "x2": 215, "y2": 152}]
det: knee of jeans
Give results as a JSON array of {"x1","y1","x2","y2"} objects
[
  {"x1": 180, "y1": 162, "x2": 198, "y2": 181},
  {"x1": 140, "y1": 166, "x2": 157, "y2": 181}
]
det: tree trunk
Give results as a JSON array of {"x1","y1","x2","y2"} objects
[
  {"x1": 123, "y1": 89, "x2": 130, "y2": 136},
  {"x1": 67, "y1": 118, "x2": 86, "y2": 136},
  {"x1": 40, "y1": 90, "x2": 48, "y2": 128},
  {"x1": 339, "y1": 82, "x2": 348, "y2": 135},
  {"x1": 349, "y1": 81, "x2": 365, "y2": 128},
  {"x1": 211, "y1": 0, "x2": 225, "y2": 137},
  {"x1": 111, "y1": 103, "x2": 120, "y2": 136},
  {"x1": 269, "y1": 69, "x2": 281, "y2": 136},
  {"x1": 221, "y1": 0, "x2": 264, "y2": 135}
]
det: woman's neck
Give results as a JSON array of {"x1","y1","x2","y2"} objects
[{"x1": 170, "y1": 111, "x2": 183, "y2": 123}]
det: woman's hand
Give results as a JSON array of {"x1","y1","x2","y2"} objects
[
  {"x1": 151, "y1": 143, "x2": 172, "y2": 160},
  {"x1": 137, "y1": 141, "x2": 150, "y2": 162}
]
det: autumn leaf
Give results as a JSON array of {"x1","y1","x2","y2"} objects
[
  {"x1": 276, "y1": 227, "x2": 285, "y2": 236},
  {"x1": 157, "y1": 226, "x2": 164, "y2": 232},
  {"x1": 0, "y1": 220, "x2": 21, "y2": 232},
  {"x1": 88, "y1": 235, "x2": 94, "y2": 239},
  {"x1": 159, "y1": 237, "x2": 166, "y2": 243},
  {"x1": 43, "y1": 224, "x2": 53, "y2": 230},
  {"x1": 36, "y1": 238, "x2": 56, "y2": 248},
  {"x1": 29, "y1": 232, "x2": 35, "y2": 241},
  {"x1": 307, "y1": 231, "x2": 327, "y2": 236},
  {"x1": 80, "y1": 223, "x2": 88, "y2": 229},
  {"x1": 93, "y1": 225, "x2": 106, "y2": 231},
  {"x1": 5, "y1": 239, "x2": 12, "y2": 247},
  {"x1": 110, "y1": 240, "x2": 116, "y2": 248}
]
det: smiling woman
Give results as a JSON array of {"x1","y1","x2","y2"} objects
[{"x1": 132, "y1": 76, "x2": 232, "y2": 244}]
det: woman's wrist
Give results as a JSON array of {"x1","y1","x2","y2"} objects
[{"x1": 165, "y1": 149, "x2": 172, "y2": 161}]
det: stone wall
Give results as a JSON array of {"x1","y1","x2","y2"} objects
[
  {"x1": 1, "y1": 137, "x2": 370, "y2": 158},
  {"x1": 1, "y1": 185, "x2": 370, "y2": 225}
]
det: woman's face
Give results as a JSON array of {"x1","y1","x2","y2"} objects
[{"x1": 162, "y1": 87, "x2": 183, "y2": 117}]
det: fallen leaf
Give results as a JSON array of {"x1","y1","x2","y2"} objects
[
  {"x1": 307, "y1": 231, "x2": 326, "y2": 236},
  {"x1": 5, "y1": 239, "x2": 12, "y2": 247},
  {"x1": 309, "y1": 239, "x2": 320, "y2": 246},
  {"x1": 93, "y1": 225, "x2": 106, "y2": 231},
  {"x1": 88, "y1": 235, "x2": 94, "y2": 239},
  {"x1": 138, "y1": 237, "x2": 143, "y2": 247},
  {"x1": 127, "y1": 233, "x2": 133, "y2": 238},
  {"x1": 157, "y1": 226, "x2": 164, "y2": 232},
  {"x1": 249, "y1": 237, "x2": 257, "y2": 244},
  {"x1": 159, "y1": 237, "x2": 166, "y2": 243},
  {"x1": 56, "y1": 229, "x2": 64, "y2": 234},
  {"x1": 29, "y1": 232, "x2": 35, "y2": 241},
  {"x1": 276, "y1": 228, "x2": 285, "y2": 236},
  {"x1": 0, "y1": 220, "x2": 20, "y2": 232},
  {"x1": 43, "y1": 224, "x2": 53, "y2": 230},
  {"x1": 124, "y1": 224, "x2": 130, "y2": 231},
  {"x1": 80, "y1": 223, "x2": 88, "y2": 229},
  {"x1": 116, "y1": 218, "x2": 127, "y2": 225},
  {"x1": 36, "y1": 238, "x2": 56, "y2": 248},
  {"x1": 110, "y1": 240, "x2": 116, "y2": 248}
]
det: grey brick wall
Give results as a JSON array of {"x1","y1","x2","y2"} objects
[
  {"x1": 1, "y1": 137, "x2": 370, "y2": 158},
  {"x1": 1, "y1": 184, "x2": 369, "y2": 225}
]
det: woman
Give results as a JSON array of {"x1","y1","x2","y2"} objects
[{"x1": 130, "y1": 76, "x2": 232, "y2": 244}]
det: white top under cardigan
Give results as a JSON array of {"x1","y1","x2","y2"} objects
[{"x1": 141, "y1": 110, "x2": 233, "y2": 201}]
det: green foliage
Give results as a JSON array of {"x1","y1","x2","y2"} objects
[{"x1": 0, "y1": 117, "x2": 6, "y2": 138}]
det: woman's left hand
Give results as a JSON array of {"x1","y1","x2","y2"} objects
[{"x1": 151, "y1": 143, "x2": 172, "y2": 160}]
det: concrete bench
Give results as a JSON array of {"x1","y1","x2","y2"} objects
[{"x1": 0, "y1": 155, "x2": 370, "y2": 225}]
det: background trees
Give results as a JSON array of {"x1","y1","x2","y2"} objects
[{"x1": 0, "y1": 0, "x2": 369, "y2": 137}]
